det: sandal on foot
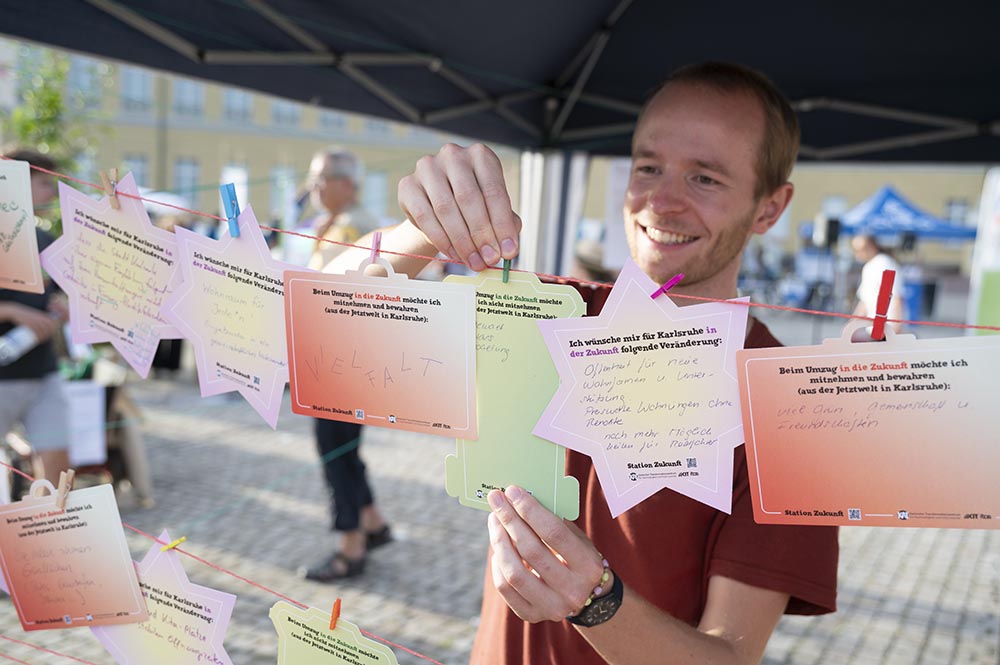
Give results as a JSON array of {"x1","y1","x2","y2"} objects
[
  {"x1": 302, "y1": 552, "x2": 366, "y2": 583},
  {"x1": 366, "y1": 525, "x2": 393, "y2": 551}
]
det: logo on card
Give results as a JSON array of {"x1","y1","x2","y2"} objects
[
  {"x1": 897, "y1": 510, "x2": 909, "y2": 521},
  {"x1": 388, "y1": 415, "x2": 396, "y2": 423},
  {"x1": 629, "y1": 472, "x2": 638, "y2": 481},
  {"x1": 686, "y1": 458, "x2": 698, "y2": 468}
]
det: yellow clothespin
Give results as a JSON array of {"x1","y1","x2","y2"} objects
[
  {"x1": 55, "y1": 469, "x2": 76, "y2": 511},
  {"x1": 329, "y1": 597, "x2": 342, "y2": 630},
  {"x1": 161, "y1": 535, "x2": 187, "y2": 552},
  {"x1": 100, "y1": 167, "x2": 121, "y2": 210}
]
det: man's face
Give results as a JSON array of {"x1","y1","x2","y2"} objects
[
  {"x1": 307, "y1": 155, "x2": 355, "y2": 214},
  {"x1": 29, "y1": 171, "x2": 57, "y2": 209},
  {"x1": 624, "y1": 83, "x2": 782, "y2": 299}
]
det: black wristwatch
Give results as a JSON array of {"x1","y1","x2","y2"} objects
[{"x1": 566, "y1": 570, "x2": 624, "y2": 627}]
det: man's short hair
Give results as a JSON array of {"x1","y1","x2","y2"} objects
[
  {"x1": 4, "y1": 148, "x2": 59, "y2": 172},
  {"x1": 312, "y1": 146, "x2": 362, "y2": 185},
  {"x1": 643, "y1": 62, "x2": 799, "y2": 199}
]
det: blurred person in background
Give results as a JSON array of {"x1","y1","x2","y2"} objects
[
  {"x1": 851, "y1": 234, "x2": 903, "y2": 332},
  {"x1": 0, "y1": 148, "x2": 70, "y2": 486},
  {"x1": 301, "y1": 147, "x2": 392, "y2": 582}
]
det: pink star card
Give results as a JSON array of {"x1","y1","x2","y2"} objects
[
  {"x1": 0, "y1": 159, "x2": 44, "y2": 293},
  {"x1": 93, "y1": 530, "x2": 237, "y2": 664},
  {"x1": 40, "y1": 174, "x2": 182, "y2": 377},
  {"x1": 533, "y1": 259, "x2": 749, "y2": 517},
  {"x1": 162, "y1": 206, "x2": 299, "y2": 428},
  {"x1": 285, "y1": 257, "x2": 478, "y2": 438}
]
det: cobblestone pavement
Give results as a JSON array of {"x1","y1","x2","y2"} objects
[{"x1": 2, "y1": 311, "x2": 998, "y2": 663}]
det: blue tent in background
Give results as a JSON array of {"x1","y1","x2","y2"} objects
[
  {"x1": 800, "y1": 185, "x2": 977, "y2": 241},
  {"x1": 840, "y1": 186, "x2": 977, "y2": 240}
]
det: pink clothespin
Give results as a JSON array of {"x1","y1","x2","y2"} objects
[
  {"x1": 369, "y1": 231, "x2": 382, "y2": 263},
  {"x1": 649, "y1": 273, "x2": 684, "y2": 299},
  {"x1": 329, "y1": 598, "x2": 342, "y2": 631},
  {"x1": 100, "y1": 168, "x2": 121, "y2": 210},
  {"x1": 870, "y1": 269, "x2": 896, "y2": 340}
]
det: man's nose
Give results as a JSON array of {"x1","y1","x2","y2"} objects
[{"x1": 647, "y1": 177, "x2": 686, "y2": 215}]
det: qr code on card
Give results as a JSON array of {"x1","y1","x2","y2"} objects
[{"x1": 848, "y1": 508, "x2": 861, "y2": 521}]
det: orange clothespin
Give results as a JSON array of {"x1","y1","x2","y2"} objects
[
  {"x1": 100, "y1": 168, "x2": 121, "y2": 210},
  {"x1": 650, "y1": 273, "x2": 684, "y2": 299},
  {"x1": 329, "y1": 597, "x2": 342, "y2": 631},
  {"x1": 870, "y1": 269, "x2": 896, "y2": 340},
  {"x1": 55, "y1": 469, "x2": 76, "y2": 511},
  {"x1": 161, "y1": 536, "x2": 187, "y2": 552}
]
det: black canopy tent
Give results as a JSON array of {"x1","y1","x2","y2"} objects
[{"x1": 2, "y1": 0, "x2": 999, "y2": 270}]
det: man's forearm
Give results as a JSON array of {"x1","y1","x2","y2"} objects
[{"x1": 322, "y1": 220, "x2": 438, "y2": 278}]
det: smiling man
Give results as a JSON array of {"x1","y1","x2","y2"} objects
[{"x1": 329, "y1": 62, "x2": 838, "y2": 665}]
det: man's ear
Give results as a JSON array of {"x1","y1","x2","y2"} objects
[{"x1": 751, "y1": 182, "x2": 794, "y2": 235}]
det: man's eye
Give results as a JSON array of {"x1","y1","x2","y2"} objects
[
  {"x1": 635, "y1": 165, "x2": 658, "y2": 175},
  {"x1": 694, "y1": 175, "x2": 718, "y2": 185}
]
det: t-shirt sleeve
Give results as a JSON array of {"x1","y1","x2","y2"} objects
[{"x1": 708, "y1": 450, "x2": 839, "y2": 615}]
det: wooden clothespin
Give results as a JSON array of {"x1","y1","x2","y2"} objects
[
  {"x1": 369, "y1": 231, "x2": 382, "y2": 263},
  {"x1": 870, "y1": 269, "x2": 896, "y2": 340},
  {"x1": 55, "y1": 469, "x2": 75, "y2": 511},
  {"x1": 329, "y1": 597, "x2": 342, "y2": 631},
  {"x1": 100, "y1": 168, "x2": 120, "y2": 210},
  {"x1": 161, "y1": 535, "x2": 187, "y2": 552},
  {"x1": 649, "y1": 273, "x2": 685, "y2": 299},
  {"x1": 220, "y1": 183, "x2": 241, "y2": 238},
  {"x1": 502, "y1": 258, "x2": 511, "y2": 284}
]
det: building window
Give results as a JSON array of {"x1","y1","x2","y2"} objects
[
  {"x1": 223, "y1": 88, "x2": 254, "y2": 123},
  {"x1": 269, "y1": 166, "x2": 297, "y2": 227},
  {"x1": 67, "y1": 55, "x2": 102, "y2": 111},
  {"x1": 271, "y1": 99, "x2": 301, "y2": 127},
  {"x1": 172, "y1": 78, "x2": 204, "y2": 116},
  {"x1": 319, "y1": 110, "x2": 347, "y2": 131},
  {"x1": 174, "y1": 158, "x2": 200, "y2": 202},
  {"x1": 119, "y1": 66, "x2": 152, "y2": 112},
  {"x1": 122, "y1": 154, "x2": 149, "y2": 188},
  {"x1": 365, "y1": 117, "x2": 390, "y2": 135},
  {"x1": 945, "y1": 197, "x2": 969, "y2": 225}
]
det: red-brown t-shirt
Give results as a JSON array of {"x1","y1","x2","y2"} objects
[{"x1": 470, "y1": 302, "x2": 839, "y2": 664}]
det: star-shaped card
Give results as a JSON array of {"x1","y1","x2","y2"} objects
[
  {"x1": 92, "y1": 530, "x2": 236, "y2": 665},
  {"x1": 285, "y1": 257, "x2": 477, "y2": 438},
  {"x1": 40, "y1": 174, "x2": 181, "y2": 377},
  {"x1": 162, "y1": 207, "x2": 299, "y2": 428},
  {"x1": 0, "y1": 159, "x2": 44, "y2": 293},
  {"x1": 270, "y1": 601, "x2": 398, "y2": 665},
  {"x1": 0, "y1": 482, "x2": 147, "y2": 631},
  {"x1": 443, "y1": 270, "x2": 582, "y2": 519},
  {"x1": 739, "y1": 322, "x2": 1000, "y2": 529},
  {"x1": 534, "y1": 259, "x2": 749, "y2": 517}
]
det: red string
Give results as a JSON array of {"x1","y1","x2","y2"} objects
[
  {"x1": 0, "y1": 652, "x2": 31, "y2": 664},
  {"x1": 0, "y1": 635, "x2": 100, "y2": 664},
  {"x1": 7, "y1": 156, "x2": 1000, "y2": 334},
  {"x1": 0, "y1": 461, "x2": 445, "y2": 664}
]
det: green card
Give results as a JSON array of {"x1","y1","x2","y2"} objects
[
  {"x1": 443, "y1": 270, "x2": 583, "y2": 519},
  {"x1": 975, "y1": 270, "x2": 1000, "y2": 336}
]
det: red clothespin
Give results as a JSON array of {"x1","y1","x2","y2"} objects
[
  {"x1": 100, "y1": 168, "x2": 121, "y2": 210},
  {"x1": 870, "y1": 269, "x2": 896, "y2": 340},
  {"x1": 55, "y1": 469, "x2": 75, "y2": 511},
  {"x1": 369, "y1": 231, "x2": 382, "y2": 263},
  {"x1": 329, "y1": 597, "x2": 342, "y2": 631},
  {"x1": 649, "y1": 273, "x2": 684, "y2": 299}
]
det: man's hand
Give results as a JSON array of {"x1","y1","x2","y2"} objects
[
  {"x1": 0, "y1": 302, "x2": 60, "y2": 342},
  {"x1": 398, "y1": 143, "x2": 521, "y2": 272},
  {"x1": 486, "y1": 486, "x2": 607, "y2": 623}
]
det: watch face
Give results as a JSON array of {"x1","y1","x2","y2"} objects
[{"x1": 581, "y1": 596, "x2": 621, "y2": 627}]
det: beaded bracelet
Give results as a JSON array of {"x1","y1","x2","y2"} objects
[{"x1": 581, "y1": 554, "x2": 611, "y2": 608}]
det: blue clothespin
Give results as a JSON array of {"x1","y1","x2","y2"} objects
[{"x1": 220, "y1": 183, "x2": 240, "y2": 238}]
